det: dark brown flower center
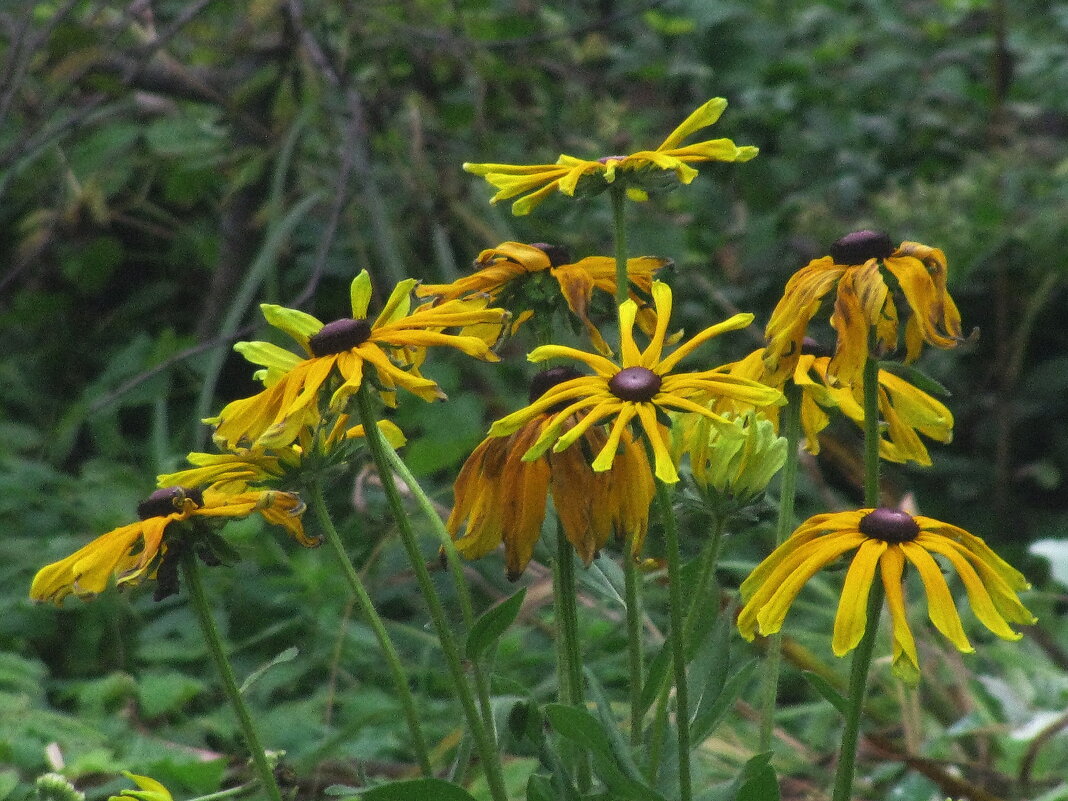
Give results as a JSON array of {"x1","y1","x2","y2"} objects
[
  {"x1": 528, "y1": 366, "x2": 584, "y2": 404},
  {"x1": 858, "y1": 507, "x2": 920, "y2": 543},
  {"x1": 829, "y1": 230, "x2": 894, "y2": 266},
  {"x1": 800, "y1": 336, "x2": 833, "y2": 358},
  {"x1": 309, "y1": 318, "x2": 372, "y2": 357},
  {"x1": 529, "y1": 243, "x2": 572, "y2": 269},
  {"x1": 137, "y1": 486, "x2": 204, "y2": 520},
  {"x1": 608, "y1": 366, "x2": 662, "y2": 402}
]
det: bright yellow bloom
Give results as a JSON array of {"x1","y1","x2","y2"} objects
[
  {"x1": 417, "y1": 241, "x2": 671, "y2": 354},
  {"x1": 108, "y1": 773, "x2": 173, "y2": 801},
  {"x1": 764, "y1": 232, "x2": 964, "y2": 387},
  {"x1": 30, "y1": 487, "x2": 312, "y2": 604},
  {"x1": 464, "y1": 98, "x2": 758, "y2": 215},
  {"x1": 449, "y1": 367, "x2": 655, "y2": 579},
  {"x1": 738, "y1": 508, "x2": 1035, "y2": 683},
  {"x1": 208, "y1": 271, "x2": 506, "y2": 450},
  {"x1": 488, "y1": 282, "x2": 784, "y2": 484}
]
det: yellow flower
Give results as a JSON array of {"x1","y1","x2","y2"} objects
[
  {"x1": 488, "y1": 281, "x2": 784, "y2": 484},
  {"x1": 30, "y1": 486, "x2": 312, "y2": 604},
  {"x1": 764, "y1": 231, "x2": 964, "y2": 387},
  {"x1": 417, "y1": 241, "x2": 671, "y2": 354},
  {"x1": 737, "y1": 508, "x2": 1035, "y2": 683},
  {"x1": 108, "y1": 773, "x2": 172, "y2": 801},
  {"x1": 449, "y1": 367, "x2": 655, "y2": 579},
  {"x1": 161, "y1": 419, "x2": 407, "y2": 493},
  {"x1": 464, "y1": 98, "x2": 758, "y2": 215},
  {"x1": 208, "y1": 271, "x2": 506, "y2": 450}
]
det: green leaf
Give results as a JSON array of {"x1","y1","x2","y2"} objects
[
  {"x1": 876, "y1": 361, "x2": 951, "y2": 397},
  {"x1": 689, "y1": 659, "x2": 758, "y2": 743},
  {"x1": 801, "y1": 670, "x2": 849, "y2": 716},
  {"x1": 0, "y1": 769, "x2": 18, "y2": 801},
  {"x1": 697, "y1": 753, "x2": 779, "y2": 801},
  {"x1": 525, "y1": 774, "x2": 555, "y2": 801},
  {"x1": 465, "y1": 587, "x2": 527, "y2": 661},
  {"x1": 239, "y1": 646, "x2": 300, "y2": 694},
  {"x1": 359, "y1": 778, "x2": 479, "y2": 800}
]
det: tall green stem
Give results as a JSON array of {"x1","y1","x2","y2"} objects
[
  {"x1": 757, "y1": 381, "x2": 803, "y2": 752},
  {"x1": 555, "y1": 518, "x2": 591, "y2": 790},
  {"x1": 181, "y1": 552, "x2": 284, "y2": 801},
  {"x1": 830, "y1": 352, "x2": 884, "y2": 801},
  {"x1": 307, "y1": 481, "x2": 433, "y2": 777},
  {"x1": 353, "y1": 384, "x2": 509, "y2": 801},
  {"x1": 610, "y1": 184, "x2": 629, "y2": 307},
  {"x1": 656, "y1": 479, "x2": 692, "y2": 801}
]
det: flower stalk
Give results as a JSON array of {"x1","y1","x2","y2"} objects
[
  {"x1": 181, "y1": 550, "x2": 284, "y2": 801},
  {"x1": 554, "y1": 517, "x2": 592, "y2": 790}
]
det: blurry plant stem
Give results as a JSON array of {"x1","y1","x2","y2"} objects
[
  {"x1": 306, "y1": 481, "x2": 434, "y2": 777},
  {"x1": 657, "y1": 479, "x2": 692, "y2": 801},
  {"x1": 354, "y1": 384, "x2": 509, "y2": 801},
  {"x1": 554, "y1": 517, "x2": 592, "y2": 791},
  {"x1": 609, "y1": 182, "x2": 645, "y2": 749},
  {"x1": 647, "y1": 510, "x2": 727, "y2": 782},
  {"x1": 831, "y1": 352, "x2": 884, "y2": 801},
  {"x1": 181, "y1": 551, "x2": 284, "y2": 801},
  {"x1": 757, "y1": 381, "x2": 803, "y2": 752}
]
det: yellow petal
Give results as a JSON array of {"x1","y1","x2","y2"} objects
[{"x1": 832, "y1": 539, "x2": 886, "y2": 656}]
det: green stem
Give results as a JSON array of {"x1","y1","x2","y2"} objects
[
  {"x1": 624, "y1": 533, "x2": 645, "y2": 748},
  {"x1": 354, "y1": 384, "x2": 509, "y2": 801},
  {"x1": 307, "y1": 481, "x2": 434, "y2": 777},
  {"x1": 757, "y1": 381, "x2": 803, "y2": 752},
  {"x1": 656, "y1": 479, "x2": 692, "y2": 801},
  {"x1": 181, "y1": 552, "x2": 284, "y2": 801},
  {"x1": 380, "y1": 439, "x2": 475, "y2": 631},
  {"x1": 554, "y1": 517, "x2": 591, "y2": 790},
  {"x1": 830, "y1": 352, "x2": 885, "y2": 801},
  {"x1": 610, "y1": 184, "x2": 629, "y2": 307}
]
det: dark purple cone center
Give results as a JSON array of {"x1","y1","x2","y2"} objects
[
  {"x1": 309, "y1": 317, "x2": 372, "y2": 357},
  {"x1": 528, "y1": 366, "x2": 584, "y2": 404},
  {"x1": 858, "y1": 507, "x2": 920, "y2": 543},
  {"x1": 608, "y1": 366, "x2": 662, "y2": 402},
  {"x1": 529, "y1": 243, "x2": 572, "y2": 269},
  {"x1": 829, "y1": 230, "x2": 894, "y2": 266},
  {"x1": 800, "y1": 336, "x2": 833, "y2": 358},
  {"x1": 138, "y1": 486, "x2": 204, "y2": 520}
]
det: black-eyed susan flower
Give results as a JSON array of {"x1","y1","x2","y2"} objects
[
  {"x1": 488, "y1": 281, "x2": 784, "y2": 484},
  {"x1": 449, "y1": 367, "x2": 655, "y2": 580},
  {"x1": 764, "y1": 231, "x2": 964, "y2": 387},
  {"x1": 464, "y1": 98, "x2": 758, "y2": 215},
  {"x1": 737, "y1": 508, "x2": 1035, "y2": 683},
  {"x1": 30, "y1": 486, "x2": 312, "y2": 604},
  {"x1": 417, "y1": 241, "x2": 671, "y2": 354},
  {"x1": 208, "y1": 271, "x2": 506, "y2": 450}
]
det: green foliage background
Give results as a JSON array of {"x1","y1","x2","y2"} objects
[{"x1": 2, "y1": 1, "x2": 1067, "y2": 799}]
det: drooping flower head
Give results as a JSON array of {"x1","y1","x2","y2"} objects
[
  {"x1": 764, "y1": 231, "x2": 964, "y2": 387},
  {"x1": 737, "y1": 508, "x2": 1035, "y2": 683},
  {"x1": 449, "y1": 366, "x2": 655, "y2": 579},
  {"x1": 30, "y1": 486, "x2": 312, "y2": 604},
  {"x1": 208, "y1": 271, "x2": 506, "y2": 450},
  {"x1": 488, "y1": 281, "x2": 784, "y2": 484},
  {"x1": 464, "y1": 98, "x2": 758, "y2": 215},
  {"x1": 417, "y1": 241, "x2": 671, "y2": 354}
]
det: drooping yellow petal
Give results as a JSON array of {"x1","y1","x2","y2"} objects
[
  {"x1": 879, "y1": 545, "x2": 920, "y2": 683},
  {"x1": 831, "y1": 539, "x2": 887, "y2": 656},
  {"x1": 900, "y1": 542, "x2": 974, "y2": 653}
]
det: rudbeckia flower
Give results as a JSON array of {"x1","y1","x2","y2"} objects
[
  {"x1": 449, "y1": 367, "x2": 655, "y2": 580},
  {"x1": 737, "y1": 508, "x2": 1035, "y2": 683},
  {"x1": 464, "y1": 98, "x2": 758, "y2": 215},
  {"x1": 208, "y1": 271, "x2": 506, "y2": 450},
  {"x1": 488, "y1": 281, "x2": 784, "y2": 484},
  {"x1": 417, "y1": 241, "x2": 671, "y2": 354},
  {"x1": 30, "y1": 486, "x2": 312, "y2": 604},
  {"x1": 764, "y1": 231, "x2": 964, "y2": 387}
]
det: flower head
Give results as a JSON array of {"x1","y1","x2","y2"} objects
[
  {"x1": 449, "y1": 367, "x2": 655, "y2": 579},
  {"x1": 417, "y1": 241, "x2": 671, "y2": 354},
  {"x1": 738, "y1": 508, "x2": 1035, "y2": 683},
  {"x1": 488, "y1": 281, "x2": 784, "y2": 484},
  {"x1": 208, "y1": 271, "x2": 506, "y2": 450},
  {"x1": 764, "y1": 232, "x2": 964, "y2": 387},
  {"x1": 108, "y1": 773, "x2": 173, "y2": 801},
  {"x1": 30, "y1": 486, "x2": 311, "y2": 604},
  {"x1": 464, "y1": 98, "x2": 758, "y2": 215}
]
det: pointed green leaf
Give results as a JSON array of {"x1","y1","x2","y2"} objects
[
  {"x1": 877, "y1": 360, "x2": 951, "y2": 397},
  {"x1": 690, "y1": 658, "x2": 758, "y2": 743},
  {"x1": 465, "y1": 587, "x2": 527, "y2": 661},
  {"x1": 359, "y1": 778, "x2": 479, "y2": 800},
  {"x1": 801, "y1": 670, "x2": 848, "y2": 716},
  {"x1": 239, "y1": 646, "x2": 299, "y2": 694}
]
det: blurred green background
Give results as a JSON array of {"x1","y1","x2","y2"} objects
[{"x1": 2, "y1": 1, "x2": 1067, "y2": 799}]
